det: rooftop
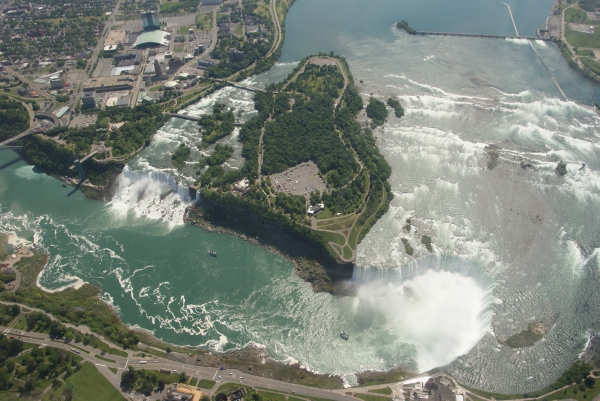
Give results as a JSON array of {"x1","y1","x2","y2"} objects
[{"x1": 133, "y1": 30, "x2": 170, "y2": 48}]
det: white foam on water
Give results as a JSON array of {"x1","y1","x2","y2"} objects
[
  {"x1": 353, "y1": 257, "x2": 495, "y2": 372},
  {"x1": 108, "y1": 166, "x2": 197, "y2": 229}
]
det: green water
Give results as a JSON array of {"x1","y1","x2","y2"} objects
[{"x1": 3, "y1": 0, "x2": 598, "y2": 392}]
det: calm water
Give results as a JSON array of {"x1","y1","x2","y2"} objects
[{"x1": 2, "y1": 0, "x2": 600, "y2": 392}]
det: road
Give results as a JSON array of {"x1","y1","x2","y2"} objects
[
  {"x1": 266, "y1": 0, "x2": 282, "y2": 58},
  {"x1": 0, "y1": 322, "x2": 357, "y2": 401}
]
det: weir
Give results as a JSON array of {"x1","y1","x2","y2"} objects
[{"x1": 415, "y1": 32, "x2": 550, "y2": 41}]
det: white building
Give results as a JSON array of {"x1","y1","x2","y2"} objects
[
  {"x1": 307, "y1": 203, "x2": 325, "y2": 216},
  {"x1": 234, "y1": 178, "x2": 250, "y2": 192}
]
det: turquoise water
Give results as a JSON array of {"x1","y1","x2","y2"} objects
[{"x1": 2, "y1": 0, "x2": 600, "y2": 392}]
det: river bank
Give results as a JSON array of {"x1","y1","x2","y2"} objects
[{"x1": 186, "y1": 200, "x2": 356, "y2": 295}]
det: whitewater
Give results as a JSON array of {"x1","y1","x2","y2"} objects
[{"x1": 1, "y1": 1, "x2": 600, "y2": 394}]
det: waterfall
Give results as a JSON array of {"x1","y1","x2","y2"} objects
[
  {"x1": 352, "y1": 254, "x2": 497, "y2": 371},
  {"x1": 108, "y1": 166, "x2": 199, "y2": 228}
]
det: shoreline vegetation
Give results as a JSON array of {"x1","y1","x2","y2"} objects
[
  {"x1": 0, "y1": 241, "x2": 346, "y2": 389},
  {"x1": 396, "y1": 21, "x2": 417, "y2": 35}
]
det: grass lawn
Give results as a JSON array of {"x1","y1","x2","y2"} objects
[
  {"x1": 581, "y1": 57, "x2": 600, "y2": 75},
  {"x1": 174, "y1": 44, "x2": 185, "y2": 53},
  {"x1": 565, "y1": 27, "x2": 600, "y2": 48},
  {"x1": 178, "y1": 25, "x2": 191, "y2": 34},
  {"x1": 95, "y1": 354, "x2": 117, "y2": 363},
  {"x1": 342, "y1": 246, "x2": 352, "y2": 260},
  {"x1": 215, "y1": 382, "x2": 254, "y2": 393},
  {"x1": 577, "y1": 49, "x2": 596, "y2": 58},
  {"x1": 317, "y1": 215, "x2": 355, "y2": 230},
  {"x1": 195, "y1": 13, "x2": 212, "y2": 31},
  {"x1": 321, "y1": 231, "x2": 345, "y2": 246},
  {"x1": 197, "y1": 379, "x2": 216, "y2": 389},
  {"x1": 257, "y1": 390, "x2": 305, "y2": 401},
  {"x1": 190, "y1": 377, "x2": 198, "y2": 386},
  {"x1": 369, "y1": 388, "x2": 392, "y2": 395},
  {"x1": 565, "y1": 7, "x2": 600, "y2": 25},
  {"x1": 109, "y1": 367, "x2": 118, "y2": 374},
  {"x1": 149, "y1": 86, "x2": 162, "y2": 92},
  {"x1": 354, "y1": 393, "x2": 391, "y2": 401},
  {"x1": 234, "y1": 23, "x2": 243, "y2": 36},
  {"x1": 67, "y1": 362, "x2": 126, "y2": 401}
]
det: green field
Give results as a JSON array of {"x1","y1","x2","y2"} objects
[
  {"x1": 321, "y1": 231, "x2": 345, "y2": 246},
  {"x1": 576, "y1": 49, "x2": 596, "y2": 57},
  {"x1": 369, "y1": 388, "x2": 392, "y2": 395},
  {"x1": 565, "y1": 7, "x2": 600, "y2": 25},
  {"x1": 582, "y1": 57, "x2": 600, "y2": 75},
  {"x1": 195, "y1": 13, "x2": 212, "y2": 31},
  {"x1": 67, "y1": 362, "x2": 126, "y2": 401},
  {"x1": 95, "y1": 354, "x2": 117, "y2": 363},
  {"x1": 178, "y1": 25, "x2": 191, "y2": 34},
  {"x1": 354, "y1": 394, "x2": 391, "y2": 401},
  {"x1": 174, "y1": 44, "x2": 185, "y2": 53},
  {"x1": 565, "y1": 27, "x2": 600, "y2": 48},
  {"x1": 197, "y1": 379, "x2": 216, "y2": 389}
]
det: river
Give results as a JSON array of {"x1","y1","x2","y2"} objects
[{"x1": 1, "y1": 0, "x2": 600, "y2": 392}]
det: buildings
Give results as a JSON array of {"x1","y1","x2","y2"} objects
[
  {"x1": 228, "y1": 49, "x2": 245, "y2": 63},
  {"x1": 133, "y1": 30, "x2": 171, "y2": 48},
  {"x1": 81, "y1": 91, "x2": 97, "y2": 108},
  {"x1": 234, "y1": 178, "x2": 250, "y2": 192},
  {"x1": 307, "y1": 203, "x2": 325, "y2": 216},
  {"x1": 83, "y1": 76, "x2": 134, "y2": 92},
  {"x1": 141, "y1": 11, "x2": 160, "y2": 31},
  {"x1": 49, "y1": 77, "x2": 65, "y2": 89}
]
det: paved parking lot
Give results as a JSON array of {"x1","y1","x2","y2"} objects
[
  {"x1": 93, "y1": 58, "x2": 115, "y2": 78},
  {"x1": 268, "y1": 161, "x2": 327, "y2": 198},
  {"x1": 69, "y1": 113, "x2": 98, "y2": 128}
]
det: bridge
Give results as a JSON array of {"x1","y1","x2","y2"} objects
[
  {"x1": 0, "y1": 128, "x2": 37, "y2": 148},
  {"x1": 215, "y1": 79, "x2": 272, "y2": 93},
  {"x1": 415, "y1": 31, "x2": 552, "y2": 41},
  {"x1": 167, "y1": 113, "x2": 199, "y2": 122},
  {"x1": 167, "y1": 113, "x2": 244, "y2": 126}
]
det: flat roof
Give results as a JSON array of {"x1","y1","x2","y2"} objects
[{"x1": 133, "y1": 30, "x2": 170, "y2": 48}]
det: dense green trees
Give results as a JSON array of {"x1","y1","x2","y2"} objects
[
  {"x1": 199, "y1": 103, "x2": 235, "y2": 145},
  {"x1": 579, "y1": 0, "x2": 600, "y2": 11},
  {"x1": 198, "y1": 144, "x2": 234, "y2": 169},
  {"x1": 387, "y1": 98, "x2": 404, "y2": 118},
  {"x1": 0, "y1": 96, "x2": 29, "y2": 140},
  {"x1": 122, "y1": 366, "x2": 182, "y2": 395},
  {"x1": 172, "y1": 144, "x2": 191, "y2": 170},
  {"x1": 262, "y1": 95, "x2": 358, "y2": 187},
  {"x1": 366, "y1": 97, "x2": 388, "y2": 127},
  {"x1": 397, "y1": 20, "x2": 416, "y2": 34},
  {"x1": 275, "y1": 193, "x2": 306, "y2": 218}
]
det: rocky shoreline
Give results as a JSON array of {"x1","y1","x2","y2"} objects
[{"x1": 184, "y1": 201, "x2": 356, "y2": 296}]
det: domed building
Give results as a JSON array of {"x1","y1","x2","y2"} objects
[{"x1": 163, "y1": 80, "x2": 178, "y2": 90}]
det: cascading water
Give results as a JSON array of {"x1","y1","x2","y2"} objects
[
  {"x1": 352, "y1": 255, "x2": 496, "y2": 372},
  {"x1": 109, "y1": 166, "x2": 198, "y2": 228}
]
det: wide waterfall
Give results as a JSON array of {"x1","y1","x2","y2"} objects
[
  {"x1": 352, "y1": 255, "x2": 496, "y2": 371},
  {"x1": 109, "y1": 165, "x2": 199, "y2": 228}
]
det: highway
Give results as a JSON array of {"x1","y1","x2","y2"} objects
[{"x1": 0, "y1": 319, "x2": 358, "y2": 401}]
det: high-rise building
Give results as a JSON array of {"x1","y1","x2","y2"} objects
[
  {"x1": 141, "y1": 11, "x2": 160, "y2": 31},
  {"x1": 154, "y1": 59, "x2": 163, "y2": 77}
]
